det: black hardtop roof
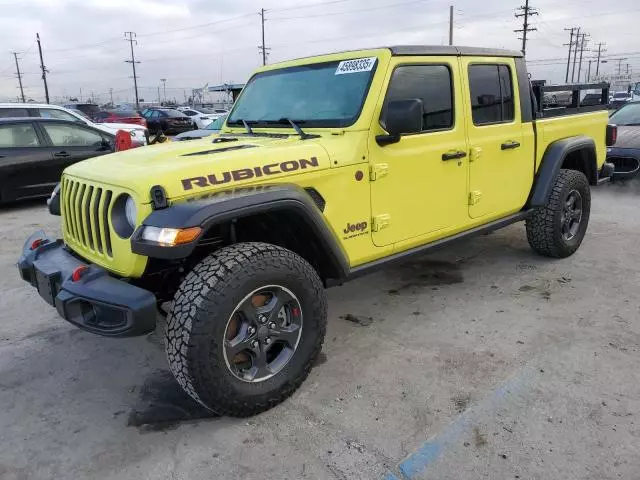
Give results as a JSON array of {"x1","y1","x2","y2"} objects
[{"x1": 389, "y1": 45, "x2": 523, "y2": 58}]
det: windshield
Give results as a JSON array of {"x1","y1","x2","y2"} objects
[
  {"x1": 610, "y1": 103, "x2": 640, "y2": 125},
  {"x1": 206, "y1": 115, "x2": 227, "y2": 130},
  {"x1": 227, "y1": 57, "x2": 377, "y2": 128}
]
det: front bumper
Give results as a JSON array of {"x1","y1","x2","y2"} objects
[{"x1": 17, "y1": 231, "x2": 157, "y2": 337}]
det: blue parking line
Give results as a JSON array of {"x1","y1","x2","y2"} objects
[{"x1": 385, "y1": 366, "x2": 534, "y2": 479}]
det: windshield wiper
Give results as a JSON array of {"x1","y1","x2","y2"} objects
[
  {"x1": 262, "y1": 118, "x2": 313, "y2": 140},
  {"x1": 241, "y1": 119, "x2": 254, "y2": 135},
  {"x1": 227, "y1": 118, "x2": 256, "y2": 135}
]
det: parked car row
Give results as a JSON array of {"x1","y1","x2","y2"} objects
[
  {"x1": 608, "y1": 102, "x2": 640, "y2": 180},
  {"x1": 0, "y1": 103, "x2": 148, "y2": 146},
  {"x1": 0, "y1": 117, "x2": 115, "y2": 203},
  {"x1": 0, "y1": 101, "x2": 232, "y2": 204}
]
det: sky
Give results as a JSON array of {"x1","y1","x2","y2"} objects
[{"x1": 1, "y1": 0, "x2": 639, "y2": 104}]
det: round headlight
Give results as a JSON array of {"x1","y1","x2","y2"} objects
[
  {"x1": 111, "y1": 194, "x2": 137, "y2": 238},
  {"x1": 125, "y1": 196, "x2": 137, "y2": 228}
]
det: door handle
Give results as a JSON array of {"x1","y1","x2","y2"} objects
[
  {"x1": 501, "y1": 141, "x2": 521, "y2": 150},
  {"x1": 53, "y1": 151, "x2": 70, "y2": 158},
  {"x1": 442, "y1": 150, "x2": 467, "y2": 161}
]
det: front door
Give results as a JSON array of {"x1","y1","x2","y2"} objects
[
  {"x1": 461, "y1": 58, "x2": 532, "y2": 219},
  {"x1": 38, "y1": 121, "x2": 112, "y2": 182},
  {"x1": 368, "y1": 57, "x2": 469, "y2": 247}
]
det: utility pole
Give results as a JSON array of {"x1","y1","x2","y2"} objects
[
  {"x1": 448, "y1": 5, "x2": 454, "y2": 46},
  {"x1": 593, "y1": 42, "x2": 606, "y2": 79},
  {"x1": 571, "y1": 27, "x2": 581, "y2": 83},
  {"x1": 258, "y1": 9, "x2": 270, "y2": 65},
  {"x1": 564, "y1": 27, "x2": 577, "y2": 83},
  {"x1": 109, "y1": 88, "x2": 114, "y2": 106},
  {"x1": 124, "y1": 32, "x2": 140, "y2": 109},
  {"x1": 577, "y1": 33, "x2": 589, "y2": 82},
  {"x1": 587, "y1": 60, "x2": 592, "y2": 82},
  {"x1": 160, "y1": 78, "x2": 167, "y2": 103},
  {"x1": 12, "y1": 52, "x2": 25, "y2": 103},
  {"x1": 36, "y1": 33, "x2": 50, "y2": 104},
  {"x1": 613, "y1": 58, "x2": 628, "y2": 75},
  {"x1": 157, "y1": 86, "x2": 161, "y2": 104},
  {"x1": 514, "y1": 0, "x2": 538, "y2": 57},
  {"x1": 626, "y1": 63, "x2": 630, "y2": 75}
]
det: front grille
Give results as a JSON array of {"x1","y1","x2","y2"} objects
[{"x1": 62, "y1": 177, "x2": 114, "y2": 257}]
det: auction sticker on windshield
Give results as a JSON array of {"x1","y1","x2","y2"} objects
[{"x1": 335, "y1": 57, "x2": 377, "y2": 75}]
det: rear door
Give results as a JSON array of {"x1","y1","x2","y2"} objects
[
  {"x1": 460, "y1": 58, "x2": 533, "y2": 219},
  {"x1": 0, "y1": 121, "x2": 51, "y2": 201}
]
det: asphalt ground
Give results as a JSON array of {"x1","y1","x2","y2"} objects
[{"x1": 1, "y1": 181, "x2": 639, "y2": 480}]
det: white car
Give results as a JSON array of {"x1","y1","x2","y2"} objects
[
  {"x1": 176, "y1": 107, "x2": 221, "y2": 129},
  {"x1": 0, "y1": 103, "x2": 148, "y2": 146}
]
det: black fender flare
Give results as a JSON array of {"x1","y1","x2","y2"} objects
[
  {"x1": 131, "y1": 183, "x2": 349, "y2": 279},
  {"x1": 528, "y1": 135, "x2": 597, "y2": 207}
]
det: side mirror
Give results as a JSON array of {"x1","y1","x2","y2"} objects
[{"x1": 377, "y1": 99, "x2": 423, "y2": 146}]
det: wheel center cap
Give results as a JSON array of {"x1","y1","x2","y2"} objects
[{"x1": 257, "y1": 325, "x2": 269, "y2": 339}]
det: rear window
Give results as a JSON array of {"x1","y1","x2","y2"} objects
[
  {"x1": 613, "y1": 93, "x2": 629, "y2": 99},
  {"x1": 109, "y1": 110, "x2": 140, "y2": 118},
  {"x1": 0, "y1": 108, "x2": 29, "y2": 118},
  {"x1": 162, "y1": 109, "x2": 186, "y2": 118}
]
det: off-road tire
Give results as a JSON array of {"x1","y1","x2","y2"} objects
[
  {"x1": 526, "y1": 169, "x2": 591, "y2": 258},
  {"x1": 165, "y1": 242, "x2": 327, "y2": 417}
]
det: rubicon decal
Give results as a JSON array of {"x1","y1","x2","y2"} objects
[
  {"x1": 343, "y1": 221, "x2": 369, "y2": 240},
  {"x1": 181, "y1": 157, "x2": 319, "y2": 191}
]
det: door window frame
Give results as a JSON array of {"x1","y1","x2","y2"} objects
[
  {"x1": 378, "y1": 62, "x2": 457, "y2": 137},
  {"x1": 0, "y1": 121, "x2": 43, "y2": 148},
  {"x1": 466, "y1": 62, "x2": 517, "y2": 127}
]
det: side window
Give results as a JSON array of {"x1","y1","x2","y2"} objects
[
  {"x1": 42, "y1": 123, "x2": 104, "y2": 147},
  {"x1": 151, "y1": 111, "x2": 160, "y2": 118},
  {"x1": 39, "y1": 108, "x2": 80, "y2": 122},
  {"x1": 0, "y1": 123, "x2": 40, "y2": 147},
  {"x1": 468, "y1": 64, "x2": 515, "y2": 125},
  {"x1": 382, "y1": 65, "x2": 454, "y2": 132},
  {"x1": 0, "y1": 108, "x2": 29, "y2": 118}
]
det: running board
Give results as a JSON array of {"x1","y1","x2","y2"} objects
[{"x1": 344, "y1": 210, "x2": 533, "y2": 282}]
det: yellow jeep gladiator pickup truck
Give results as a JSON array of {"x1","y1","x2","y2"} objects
[{"x1": 18, "y1": 46, "x2": 615, "y2": 416}]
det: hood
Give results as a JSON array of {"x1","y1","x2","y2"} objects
[
  {"x1": 174, "y1": 129, "x2": 216, "y2": 140},
  {"x1": 95, "y1": 122, "x2": 146, "y2": 132},
  {"x1": 64, "y1": 135, "x2": 330, "y2": 201},
  {"x1": 612, "y1": 125, "x2": 640, "y2": 149}
]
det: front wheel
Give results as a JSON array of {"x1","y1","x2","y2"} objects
[
  {"x1": 165, "y1": 242, "x2": 327, "y2": 416},
  {"x1": 526, "y1": 169, "x2": 591, "y2": 258}
]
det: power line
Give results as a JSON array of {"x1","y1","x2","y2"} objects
[
  {"x1": 269, "y1": 0, "x2": 429, "y2": 21},
  {"x1": 124, "y1": 32, "x2": 140, "y2": 109},
  {"x1": 36, "y1": 33, "x2": 50, "y2": 104},
  {"x1": 11, "y1": 52, "x2": 25, "y2": 102},
  {"x1": 514, "y1": 0, "x2": 538, "y2": 57}
]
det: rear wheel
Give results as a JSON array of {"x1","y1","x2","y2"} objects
[
  {"x1": 165, "y1": 242, "x2": 327, "y2": 416},
  {"x1": 526, "y1": 169, "x2": 591, "y2": 258}
]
